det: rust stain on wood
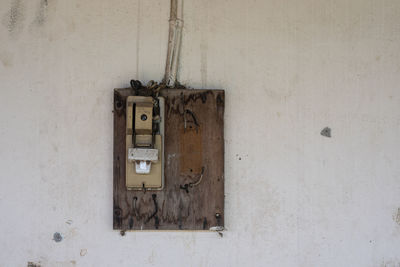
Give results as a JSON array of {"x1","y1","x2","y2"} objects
[{"x1": 180, "y1": 127, "x2": 202, "y2": 175}]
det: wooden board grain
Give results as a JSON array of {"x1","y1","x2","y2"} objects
[{"x1": 113, "y1": 88, "x2": 224, "y2": 231}]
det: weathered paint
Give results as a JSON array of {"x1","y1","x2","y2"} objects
[{"x1": 1, "y1": 0, "x2": 400, "y2": 266}]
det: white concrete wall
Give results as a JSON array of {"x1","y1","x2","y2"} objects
[{"x1": 1, "y1": 0, "x2": 400, "y2": 266}]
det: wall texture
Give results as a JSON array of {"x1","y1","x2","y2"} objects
[{"x1": 1, "y1": 0, "x2": 400, "y2": 266}]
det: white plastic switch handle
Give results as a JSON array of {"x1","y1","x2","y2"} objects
[{"x1": 135, "y1": 161, "x2": 152, "y2": 174}]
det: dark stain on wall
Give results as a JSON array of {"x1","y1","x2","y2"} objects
[
  {"x1": 321, "y1": 127, "x2": 331, "y2": 138},
  {"x1": 34, "y1": 0, "x2": 48, "y2": 26},
  {"x1": 27, "y1": 262, "x2": 41, "y2": 267},
  {"x1": 53, "y1": 232, "x2": 62, "y2": 242},
  {"x1": 394, "y1": 208, "x2": 400, "y2": 226},
  {"x1": 3, "y1": 0, "x2": 25, "y2": 36}
]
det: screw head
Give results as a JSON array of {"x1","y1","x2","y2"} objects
[{"x1": 141, "y1": 114, "x2": 147, "y2": 121}]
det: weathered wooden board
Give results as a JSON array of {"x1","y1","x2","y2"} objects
[{"x1": 113, "y1": 88, "x2": 224, "y2": 231}]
